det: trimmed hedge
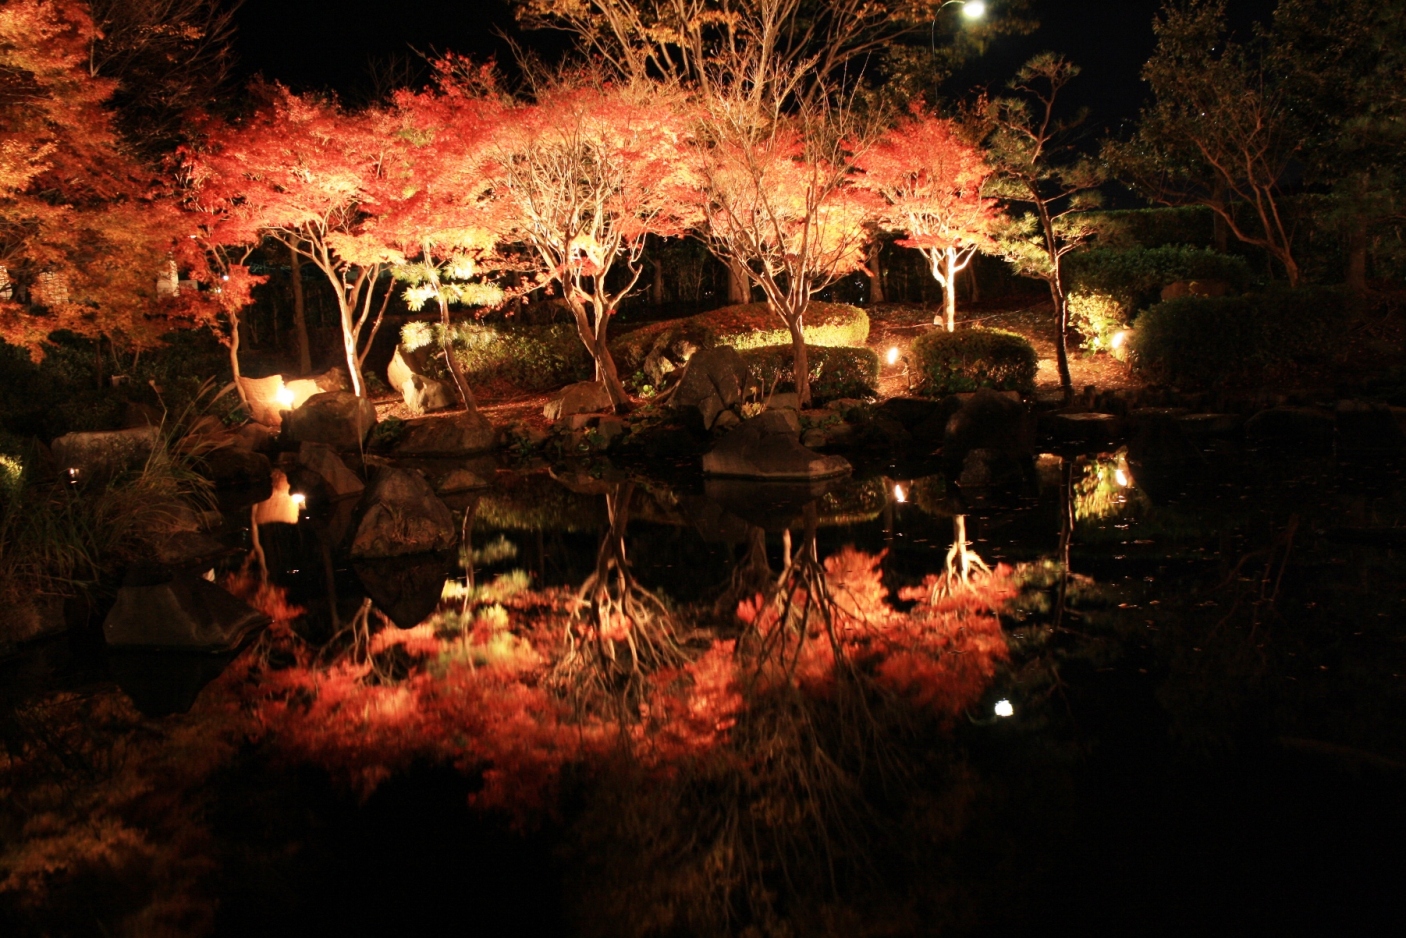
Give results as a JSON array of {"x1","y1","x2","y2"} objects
[
  {"x1": 402, "y1": 320, "x2": 592, "y2": 391},
  {"x1": 1066, "y1": 246, "x2": 1254, "y2": 308},
  {"x1": 911, "y1": 328, "x2": 1037, "y2": 397},
  {"x1": 1132, "y1": 286, "x2": 1348, "y2": 386},
  {"x1": 739, "y1": 344, "x2": 879, "y2": 403},
  {"x1": 611, "y1": 302, "x2": 869, "y2": 377}
]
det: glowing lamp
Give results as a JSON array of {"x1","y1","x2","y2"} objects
[
  {"x1": 1114, "y1": 468, "x2": 1129, "y2": 487},
  {"x1": 887, "y1": 346, "x2": 900, "y2": 366},
  {"x1": 893, "y1": 483, "x2": 907, "y2": 503},
  {"x1": 993, "y1": 698, "x2": 1014, "y2": 718},
  {"x1": 275, "y1": 385, "x2": 296, "y2": 409},
  {"x1": 1111, "y1": 330, "x2": 1128, "y2": 350},
  {"x1": 291, "y1": 492, "x2": 306, "y2": 508},
  {"x1": 962, "y1": 0, "x2": 986, "y2": 18}
]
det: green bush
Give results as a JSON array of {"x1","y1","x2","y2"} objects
[
  {"x1": 910, "y1": 328, "x2": 1037, "y2": 397},
  {"x1": 402, "y1": 320, "x2": 592, "y2": 391},
  {"x1": 1066, "y1": 246, "x2": 1254, "y2": 309},
  {"x1": 1132, "y1": 286, "x2": 1349, "y2": 386},
  {"x1": 611, "y1": 302, "x2": 869, "y2": 377},
  {"x1": 738, "y1": 344, "x2": 879, "y2": 403}
]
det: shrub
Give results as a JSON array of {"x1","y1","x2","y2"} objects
[
  {"x1": 611, "y1": 302, "x2": 869, "y2": 378},
  {"x1": 1066, "y1": 291, "x2": 1129, "y2": 353},
  {"x1": 402, "y1": 320, "x2": 592, "y2": 392},
  {"x1": 910, "y1": 329, "x2": 1037, "y2": 398},
  {"x1": 738, "y1": 344, "x2": 879, "y2": 403},
  {"x1": 1086, "y1": 206, "x2": 1217, "y2": 249},
  {"x1": 1132, "y1": 286, "x2": 1349, "y2": 386}
]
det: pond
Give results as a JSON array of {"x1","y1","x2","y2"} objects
[{"x1": 3, "y1": 438, "x2": 1405, "y2": 936}]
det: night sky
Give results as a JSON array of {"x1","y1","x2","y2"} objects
[{"x1": 233, "y1": 0, "x2": 1280, "y2": 131}]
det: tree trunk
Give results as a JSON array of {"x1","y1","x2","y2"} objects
[
  {"x1": 289, "y1": 244, "x2": 311, "y2": 374},
  {"x1": 965, "y1": 259, "x2": 980, "y2": 304},
  {"x1": 338, "y1": 299, "x2": 365, "y2": 398},
  {"x1": 727, "y1": 260, "x2": 750, "y2": 305},
  {"x1": 437, "y1": 294, "x2": 476, "y2": 411},
  {"x1": 229, "y1": 309, "x2": 250, "y2": 409},
  {"x1": 1346, "y1": 216, "x2": 1368, "y2": 295},
  {"x1": 944, "y1": 248, "x2": 958, "y2": 332},
  {"x1": 788, "y1": 314, "x2": 811, "y2": 408},
  {"x1": 649, "y1": 257, "x2": 665, "y2": 306},
  {"x1": 1050, "y1": 282, "x2": 1073, "y2": 402},
  {"x1": 864, "y1": 241, "x2": 885, "y2": 304},
  {"x1": 571, "y1": 297, "x2": 629, "y2": 411}
]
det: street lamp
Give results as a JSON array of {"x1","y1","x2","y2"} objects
[{"x1": 941, "y1": 0, "x2": 986, "y2": 19}]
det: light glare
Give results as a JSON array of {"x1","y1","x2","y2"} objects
[
  {"x1": 962, "y1": 0, "x2": 986, "y2": 19},
  {"x1": 1115, "y1": 468, "x2": 1129, "y2": 487},
  {"x1": 275, "y1": 385, "x2": 296, "y2": 408},
  {"x1": 893, "y1": 483, "x2": 906, "y2": 503},
  {"x1": 290, "y1": 492, "x2": 306, "y2": 507},
  {"x1": 994, "y1": 698, "x2": 1013, "y2": 718},
  {"x1": 1112, "y1": 330, "x2": 1128, "y2": 349},
  {"x1": 887, "y1": 346, "x2": 900, "y2": 366}
]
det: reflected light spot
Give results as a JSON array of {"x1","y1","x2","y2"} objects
[
  {"x1": 893, "y1": 483, "x2": 906, "y2": 503},
  {"x1": 887, "y1": 346, "x2": 900, "y2": 366},
  {"x1": 994, "y1": 698, "x2": 1014, "y2": 718},
  {"x1": 1115, "y1": 468, "x2": 1129, "y2": 487},
  {"x1": 1111, "y1": 330, "x2": 1128, "y2": 350}
]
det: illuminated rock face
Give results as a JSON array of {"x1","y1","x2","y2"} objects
[
  {"x1": 544, "y1": 381, "x2": 613, "y2": 421},
  {"x1": 283, "y1": 391, "x2": 377, "y2": 451},
  {"x1": 670, "y1": 346, "x2": 750, "y2": 430},
  {"x1": 395, "y1": 410, "x2": 497, "y2": 457},
  {"x1": 350, "y1": 467, "x2": 456, "y2": 559}
]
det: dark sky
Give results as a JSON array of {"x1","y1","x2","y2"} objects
[{"x1": 234, "y1": 0, "x2": 1280, "y2": 129}]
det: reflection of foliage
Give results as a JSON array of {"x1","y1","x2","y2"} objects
[
  {"x1": 814, "y1": 476, "x2": 888, "y2": 526},
  {"x1": 476, "y1": 472, "x2": 603, "y2": 532},
  {"x1": 911, "y1": 474, "x2": 951, "y2": 517},
  {"x1": 1073, "y1": 449, "x2": 1136, "y2": 524}
]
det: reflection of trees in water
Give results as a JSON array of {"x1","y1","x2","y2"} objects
[{"x1": 559, "y1": 482, "x2": 682, "y2": 695}]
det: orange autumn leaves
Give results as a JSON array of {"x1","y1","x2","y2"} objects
[{"x1": 229, "y1": 547, "x2": 1011, "y2": 822}]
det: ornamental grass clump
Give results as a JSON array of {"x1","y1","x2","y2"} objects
[{"x1": 911, "y1": 328, "x2": 1037, "y2": 397}]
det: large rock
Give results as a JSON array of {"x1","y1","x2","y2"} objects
[
  {"x1": 299, "y1": 442, "x2": 364, "y2": 499},
  {"x1": 2, "y1": 595, "x2": 66, "y2": 649},
  {"x1": 103, "y1": 566, "x2": 268, "y2": 651},
  {"x1": 395, "y1": 409, "x2": 497, "y2": 456},
  {"x1": 703, "y1": 411, "x2": 851, "y2": 480},
  {"x1": 944, "y1": 389, "x2": 1033, "y2": 459},
  {"x1": 403, "y1": 374, "x2": 456, "y2": 415},
  {"x1": 51, "y1": 425, "x2": 159, "y2": 481},
  {"x1": 386, "y1": 346, "x2": 426, "y2": 391},
  {"x1": 236, "y1": 374, "x2": 285, "y2": 427},
  {"x1": 310, "y1": 365, "x2": 351, "y2": 393},
  {"x1": 283, "y1": 391, "x2": 377, "y2": 450},
  {"x1": 671, "y1": 346, "x2": 751, "y2": 430},
  {"x1": 350, "y1": 467, "x2": 456, "y2": 559},
  {"x1": 196, "y1": 445, "x2": 272, "y2": 489},
  {"x1": 544, "y1": 381, "x2": 613, "y2": 421},
  {"x1": 1043, "y1": 412, "x2": 1124, "y2": 445},
  {"x1": 1335, "y1": 400, "x2": 1406, "y2": 457}
]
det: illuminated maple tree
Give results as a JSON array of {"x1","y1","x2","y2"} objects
[
  {"x1": 690, "y1": 105, "x2": 876, "y2": 406},
  {"x1": 486, "y1": 77, "x2": 695, "y2": 410},
  {"x1": 857, "y1": 108, "x2": 1000, "y2": 332},
  {"x1": 0, "y1": 0, "x2": 210, "y2": 360},
  {"x1": 181, "y1": 85, "x2": 399, "y2": 396}
]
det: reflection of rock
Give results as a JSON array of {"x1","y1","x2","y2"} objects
[
  {"x1": 1335, "y1": 400, "x2": 1406, "y2": 457},
  {"x1": 1, "y1": 595, "x2": 66, "y2": 648},
  {"x1": 109, "y1": 651, "x2": 238, "y2": 717},
  {"x1": 703, "y1": 411, "x2": 851, "y2": 480},
  {"x1": 1043, "y1": 412, "x2": 1123, "y2": 446},
  {"x1": 703, "y1": 477, "x2": 841, "y2": 531},
  {"x1": 1245, "y1": 406, "x2": 1333, "y2": 445},
  {"x1": 252, "y1": 469, "x2": 301, "y2": 525},
  {"x1": 477, "y1": 472, "x2": 604, "y2": 532},
  {"x1": 350, "y1": 467, "x2": 456, "y2": 559},
  {"x1": 545, "y1": 381, "x2": 612, "y2": 421},
  {"x1": 103, "y1": 566, "x2": 268, "y2": 651},
  {"x1": 437, "y1": 468, "x2": 491, "y2": 494},
  {"x1": 945, "y1": 389, "x2": 1032, "y2": 459},
  {"x1": 355, "y1": 554, "x2": 451, "y2": 629},
  {"x1": 299, "y1": 442, "x2": 364, "y2": 499},
  {"x1": 670, "y1": 346, "x2": 751, "y2": 430},
  {"x1": 395, "y1": 409, "x2": 497, "y2": 456},
  {"x1": 1128, "y1": 415, "x2": 1202, "y2": 504},
  {"x1": 876, "y1": 396, "x2": 953, "y2": 446},
  {"x1": 1176, "y1": 413, "x2": 1243, "y2": 438},
  {"x1": 957, "y1": 448, "x2": 1028, "y2": 489},
  {"x1": 284, "y1": 391, "x2": 377, "y2": 450},
  {"x1": 51, "y1": 425, "x2": 159, "y2": 480}
]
